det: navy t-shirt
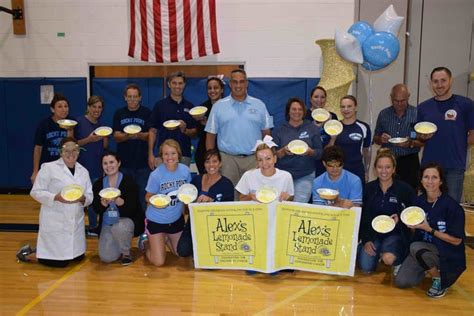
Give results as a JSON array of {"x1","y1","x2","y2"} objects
[
  {"x1": 149, "y1": 96, "x2": 196, "y2": 157},
  {"x1": 75, "y1": 115, "x2": 105, "y2": 179},
  {"x1": 191, "y1": 174, "x2": 234, "y2": 202},
  {"x1": 417, "y1": 95, "x2": 474, "y2": 170},
  {"x1": 112, "y1": 106, "x2": 151, "y2": 170},
  {"x1": 413, "y1": 193, "x2": 466, "y2": 273},
  {"x1": 34, "y1": 116, "x2": 70, "y2": 165},
  {"x1": 335, "y1": 120, "x2": 371, "y2": 172}
]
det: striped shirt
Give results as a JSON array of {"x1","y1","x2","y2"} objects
[{"x1": 374, "y1": 105, "x2": 419, "y2": 157}]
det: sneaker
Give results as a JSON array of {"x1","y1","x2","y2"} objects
[
  {"x1": 16, "y1": 244, "x2": 35, "y2": 262},
  {"x1": 392, "y1": 264, "x2": 401, "y2": 277},
  {"x1": 137, "y1": 233, "x2": 148, "y2": 251},
  {"x1": 427, "y1": 277, "x2": 447, "y2": 298},
  {"x1": 86, "y1": 227, "x2": 99, "y2": 238},
  {"x1": 121, "y1": 255, "x2": 133, "y2": 266}
]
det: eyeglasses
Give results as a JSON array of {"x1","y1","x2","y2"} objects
[
  {"x1": 63, "y1": 149, "x2": 80, "y2": 155},
  {"x1": 326, "y1": 161, "x2": 342, "y2": 168}
]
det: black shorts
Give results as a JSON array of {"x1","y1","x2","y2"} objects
[{"x1": 146, "y1": 215, "x2": 185, "y2": 235}]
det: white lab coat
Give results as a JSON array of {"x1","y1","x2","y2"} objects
[{"x1": 30, "y1": 158, "x2": 93, "y2": 260}]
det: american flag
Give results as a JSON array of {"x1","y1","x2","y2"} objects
[{"x1": 128, "y1": 0, "x2": 220, "y2": 63}]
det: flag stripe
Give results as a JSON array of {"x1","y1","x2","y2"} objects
[
  {"x1": 153, "y1": 0, "x2": 163, "y2": 62},
  {"x1": 168, "y1": 1, "x2": 178, "y2": 62},
  {"x1": 139, "y1": 0, "x2": 149, "y2": 61},
  {"x1": 209, "y1": 0, "x2": 219, "y2": 54},
  {"x1": 129, "y1": 0, "x2": 219, "y2": 63},
  {"x1": 128, "y1": 0, "x2": 136, "y2": 57},
  {"x1": 196, "y1": 0, "x2": 205, "y2": 57},
  {"x1": 183, "y1": 0, "x2": 192, "y2": 60}
]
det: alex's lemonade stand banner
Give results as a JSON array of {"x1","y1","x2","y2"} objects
[{"x1": 189, "y1": 202, "x2": 361, "y2": 276}]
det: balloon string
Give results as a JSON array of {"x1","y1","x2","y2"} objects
[{"x1": 367, "y1": 67, "x2": 374, "y2": 178}]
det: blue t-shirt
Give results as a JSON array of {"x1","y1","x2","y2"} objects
[
  {"x1": 34, "y1": 116, "x2": 70, "y2": 165},
  {"x1": 112, "y1": 106, "x2": 151, "y2": 170},
  {"x1": 413, "y1": 193, "x2": 465, "y2": 273},
  {"x1": 205, "y1": 95, "x2": 273, "y2": 155},
  {"x1": 191, "y1": 174, "x2": 234, "y2": 202},
  {"x1": 148, "y1": 96, "x2": 196, "y2": 157},
  {"x1": 312, "y1": 169, "x2": 362, "y2": 205},
  {"x1": 75, "y1": 115, "x2": 106, "y2": 179},
  {"x1": 335, "y1": 120, "x2": 371, "y2": 169},
  {"x1": 273, "y1": 120, "x2": 322, "y2": 179},
  {"x1": 417, "y1": 95, "x2": 474, "y2": 170},
  {"x1": 145, "y1": 163, "x2": 191, "y2": 224}
]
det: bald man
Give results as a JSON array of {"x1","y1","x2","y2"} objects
[{"x1": 374, "y1": 84, "x2": 420, "y2": 189}]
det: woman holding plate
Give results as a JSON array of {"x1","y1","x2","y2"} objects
[
  {"x1": 273, "y1": 97, "x2": 322, "y2": 203},
  {"x1": 193, "y1": 77, "x2": 225, "y2": 174},
  {"x1": 92, "y1": 151, "x2": 144, "y2": 265},
  {"x1": 177, "y1": 149, "x2": 234, "y2": 257},
  {"x1": 358, "y1": 148, "x2": 415, "y2": 274},
  {"x1": 395, "y1": 163, "x2": 466, "y2": 298},
  {"x1": 75, "y1": 95, "x2": 109, "y2": 235},
  {"x1": 17, "y1": 137, "x2": 93, "y2": 267},
  {"x1": 236, "y1": 136, "x2": 294, "y2": 203},
  {"x1": 140, "y1": 139, "x2": 192, "y2": 266}
]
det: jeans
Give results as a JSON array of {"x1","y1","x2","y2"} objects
[
  {"x1": 293, "y1": 172, "x2": 315, "y2": 203},
  {"x1": 121, "y1": 166, "x2": 151, "y2": 212},
  {"x1": 99, "y1": 218, "x2": 134, "y2": 263},
  {"x1": 444, "y1": 168, "x2": 465, "y2": 203},
  {"x1": 357, "y1": 234, "x2": 404, "y2": 272}
]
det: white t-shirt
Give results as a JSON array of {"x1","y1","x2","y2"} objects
[{"x1": 235, "y1": 168, "x2": 294, "y2": 197}]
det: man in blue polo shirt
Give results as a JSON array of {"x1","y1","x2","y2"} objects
[
  {"x1": 417, "y1": 66, "x2": 474, "y2": 202},
  {"x1": 205, "y1": 69, "x2": 273, "y2": 188},
  {"x1": 113, "y1": 83, "x2": 151, "y2": 211},
  {"x1": 148, "y1": 71, "x2": 197, "y2": 169},
  {"x1": 374, "y1": 84, "x2": 420, "y2": 189}
]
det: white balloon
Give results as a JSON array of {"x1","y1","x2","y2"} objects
[
  {"x1": 374, "y1": 4, "x2": 404, "y2": 36},
  {"x1": 334, "y1": 29, "x2": 363, "y2": 64}
]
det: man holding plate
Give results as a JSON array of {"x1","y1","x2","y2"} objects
[
  {"x1": 113, "y1": 83, "x2": 151, "y2": 211},
  {"x1": 416, "y1": 67, "x2": 474, "y2": 202},
  {"x1": 373, "y1": 84, "x2": 420, "y2": 189}
]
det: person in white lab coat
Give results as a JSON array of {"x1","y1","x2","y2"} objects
[{"x1": 17, "y1": 137, "x2": 93, "y2": 267}]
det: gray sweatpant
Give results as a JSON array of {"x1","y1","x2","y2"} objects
[
  {"x1": 395, "y1": 241, "x2": 439, "y2": 288},
  {"x1": 99, "y1": 217, "x2": 135, "y2": 263}
]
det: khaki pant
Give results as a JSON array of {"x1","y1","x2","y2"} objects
[{"x1": 220, "y1": 151, "x2": 256, "y2": 200}]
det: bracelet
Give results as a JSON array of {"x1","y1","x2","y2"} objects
[{"x1": 430, "y1": 228, "x2": 436, "y2": 235}]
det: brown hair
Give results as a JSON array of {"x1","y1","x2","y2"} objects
[
  {"x1": 284, "y1": 97, "x2": 306, "y2": 121},
  {"x1": 158, "y1": 139, "x2": 182, "y2": 160},
  {"x1": 254, "y1": 143, "x2": 276, "y2": 157},
  {"x1": 123, "y1": 83, "x2": 141, "y2": 97},
  {"x1": 374, "y1": 148, "x2": 396, "y2": 169},
  {"x1": 50, "y1": 93, "x2": 69, "y2": 109},
  {"x1": 340, "y1": 95, "x2": 357, "y2": 106},
  {"x1": 310, "y1": 85, "x2": 327, "y2": 98},
  {"x1": 419, "y1": 163, "x2": 448, "y2": 194}
]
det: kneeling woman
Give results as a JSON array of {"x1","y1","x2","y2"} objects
[
  {"x1": 92, "y1": 152, "x2": 144, "y2": 265},
  {"x1": 395, "y1": 163, "x2": 466, "y2": 298},
  {"x1": 177, "y1": 149, "x2": 234, "y2": 257},
  {"x1": 236, "y1": 136, "x2": 294, "y2": 202},
  {"x1": 358, "y1": 148, "x2": 415, "y2": 273},
  {"x1": 142, "y1": 139, "x2": 192, "y2": 266},
  {"x1": 17, "y1": 137, "x2": 93, "y2": 267}
]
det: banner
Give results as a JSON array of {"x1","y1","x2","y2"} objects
[{"x1": 189, "y1": 201, "x2": 361, "y2": 276}]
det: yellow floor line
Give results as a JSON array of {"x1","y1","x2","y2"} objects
[
  {"x1": 254, "y1": 279, "x2": 326, "y2": 315},
  {"x1": 16, "y1": 254, "x2": 92, "y2": 316}
]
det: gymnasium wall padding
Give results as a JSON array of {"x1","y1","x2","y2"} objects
[
  {"x1": 1, "y1": 77, "x2": 319, "y2": 189},
  {"x1": 2, "y1": 78, "x2": 86, "y2": 189}
]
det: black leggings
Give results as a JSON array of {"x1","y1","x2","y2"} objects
[
  {"x1": 38, "y1": 254, "x2": 85, "y2": 268},
  {"x1": 176, "y1": 219, "x2": 193, "y2": 257}
]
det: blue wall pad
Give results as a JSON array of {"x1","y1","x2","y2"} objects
[
  {"x1": 0, "y1": 80, "x2": 8, "y2": 187},
  {"x1": 2, "y1": 78, "x2": 86, "y2": 189}
]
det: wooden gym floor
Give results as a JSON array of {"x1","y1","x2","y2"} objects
[{"x1": 1, "y1": 194, "x2": 474, "y2": 315}]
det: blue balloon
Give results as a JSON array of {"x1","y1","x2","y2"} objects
[
  {"x1": 362, "y1": 32, "x2": 400, "y2": 68},
  {"x1": 361, "y1": 61, "x2": 384, "y2": 71},
  {"x1": 348, "y1": 21, "x2": 374, "y2": 44}
]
